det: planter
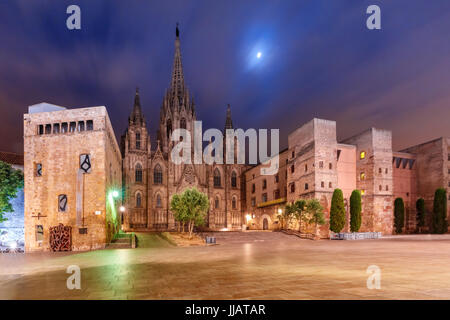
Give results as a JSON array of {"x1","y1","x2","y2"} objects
[{"x1": 330, "y1": 232, "x2": 382, "y2": 240}]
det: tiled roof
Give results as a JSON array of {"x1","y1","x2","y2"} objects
[{"x1": 0, "y1": 151, "x2": 24, "y2": 166}]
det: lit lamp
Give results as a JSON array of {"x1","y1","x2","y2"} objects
[
  {"x1": 278, "y1": 208, "x2": 283, "y2": 214},
  {"x1": 245, "y1": 214, "x2": 252, "y2": 222},
  {"x1": 112, "y1": 190, "x2": 119, "y2": 198},
  {"x1": 119, "y1": 206, "x2": 126, "y2": 212}
]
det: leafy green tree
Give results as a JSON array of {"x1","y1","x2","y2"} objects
[
  {"x1": 305, "y1": 199, "x2": 326, "y2": 234},
  {"x1": 279, "y1": 203, "x2": 297, "y2": 230},
  {"x1": 0, "y1": 161, "x2": 24, "y2": 223},
  {"x1": 170, "y1": 187, "x2": 209, "y2": 238},
  {"x1": 330, "y1": 189, "x2": 346, "y2": 233},
  {"x1": 293, "y1": 199, "x2": 306, "y2": 232},
  {"x1": 432, "y1": 188, "x2": 448, "y2": 234},
  {"x1": 350, "y1": 190, "x2": 362, "y2": 232},
  {"x1": 394, "y1": 197, "x2": 405, "y2": 234},
  {"x1": 416, "y1": 198, "x2": 426, "y2": 230}
]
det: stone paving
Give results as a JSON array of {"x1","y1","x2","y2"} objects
[{"x1": 2, "y1": 232, "x2": 450, "y2": 299}]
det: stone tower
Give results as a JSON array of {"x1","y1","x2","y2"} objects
[{"x1": 121, "y1": 88, "x2": 151, "y2": 229}]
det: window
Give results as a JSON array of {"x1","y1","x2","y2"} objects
[
  {"x1": 329, "y1": 182, "x2": 332, "y2": 188},
  {"x1": 61, "y1": 122, "x2": 68, "y2": 133},
  {"x1": 166, "y1": 119, "x2": 172, "y2": 138},
  {"x1": 291, "y1": 165, "x2": 295, "y2": 173},
  {"x1": 156, "y1": 194, "x2": 162, "y2": 208},
  {"x1": 80, "y1": 154, "x2": 91, "y2": 173},
  {"x1": 38, "y1": 125, "x2": 44, "y2": 135},
  {"x1": 291, "y1": 151, "x2": 295, "y2": 158},
  {"x1": 69, "y1": 122, "x2": 76, "y2": 132},
  {"x1": 275, "y1": 174, "x2": 279, "y2": 183},
  {"x1": 379, "y1": 168, "x2": 382, "y2": 174},
  {"x1": 252, "y1": 183, "x2": 255, "y2": 193},
  {"x1": 58, "y1": 194, "x2": 67, "y2": 212},
  {"x1": 78, "y1": 121, "x2": 85, "y2": 132},
  {"x1": 231, "y1": 171, "x2": 237, "y2": 188},
  {"x1": 136, "y1": 132, "x2": 141, "y2": 150},
  {"x1": 274, "y1": 189, "x2": 280, "y2": 199},
  {"x1": 321, "y1": 181, "x2": 324, "y2": 188},
  {"x1": 379, "y1": 185, "x2": 382, "y2": 191},
  {"x1": 385, "y1": 168, "x2": 388, "y2": 174},
  {"x1": 329, "y1": 163, "x2": 332, "y2": 170},
  {"x1": 360, "y1": 172, "x2": 366, "y2": 181},
  {"x1": 36, "y1": 163, "x2": 42, "y2": 177},
  {"x1": 45, "y1": 124, "x2": 51, "y2": 134},
  {"x1": 135, "y1": 163, "x2": 143, "y2": 183},
  {"x1": 136, "y1": 193, "x2": 142, "y2": 208},
  {"x1": 386, "y1": 185, "x2": 389, "y2": 191},
  {"x1": 360, "y1": 151, "x2": 366, "y2": 159},
  {"x1": 305, "y1": 183, "x2": 309, "y2": 190},
  {"x1": 215, "y1": 196, "x2": 220, "y2": 209},
  {"x1": 262, "y1": 179, "x2": 267, "y2": 190},
  {"x1": 180, "y1": 118, "x2": 186, "y2": 129},
  {"x1": 361, "y1": 189, "x2": 366, "y2": 195},
  {"x1": 35, "y1": 225, "x2": 44, "y2": 241},
  {"x1": 232, "y1": 197, "x2": 237, "y2": 209},
  {"x1": 251, "y1": 197, "x2": 256, "y2": 207},
  {"x1": 262, "y1": 193, "x2": 267, "y2": 203},
  {"x1": 53, "y1": 123, "x2": 60, "y2": 134},
  {"x1": 214, "y1": 168, "x2": 221, "y2": 187},
  {"x1": 153, "y1": 164, "x2": 163, "y2": 184},
  {"x1": 319, "y1": 161, "x2": 324, "y2": 169},
  {"x1": 86, "y1": 120, "x2": 93, "y2": 131},
  {"x1": 290, "y1": 183, "x2": 295, "y2": 193},
  {"x1": 305, "y1": 164, "x2": 308, "y2": 172}
]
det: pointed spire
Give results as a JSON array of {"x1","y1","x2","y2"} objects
[
  {"x1": 129, "y1": 87, "x2": 144, "y2": 125},
  {"x1": 170, "y1": 23, "x2": 186, "y2": 101},
  {"x1": 224, "y1": 104, "x2": 233, "y2": 130}
]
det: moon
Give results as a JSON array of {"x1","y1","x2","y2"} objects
[{"x1": 257, "y1": 52, "x2": 262, "y2": 59}]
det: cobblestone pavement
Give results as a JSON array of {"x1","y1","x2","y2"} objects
[{"x1": 2, "y1": 232, "x2": 450, "y2": 299}]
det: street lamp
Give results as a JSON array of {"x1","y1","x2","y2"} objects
[{"x1": 119, "y1": 206, "x2": 125, "y2": 212}]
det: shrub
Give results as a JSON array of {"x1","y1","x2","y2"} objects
[
  {"x1": 416, "y1": 198, "x2": 425, "y2": 228},
  {"x1": 394, "y1": 197, "x2": 405, "y2": 234},
  {"x1": 432, "y1": 188, "x2": 448, "y2": 234},
  {"x1": 330, "y1": 189, "x2": 346, "y2": 233},
  {"x1": 350, "y1": 190, "x2": 362, "y2": 232}
]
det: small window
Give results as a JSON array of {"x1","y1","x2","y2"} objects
[
  {"x1": 305, "y1": 183, "x2": 309, "y2": 190},
  {"x1": 78, "y1": 121, "x2": 85, "y2": 132},
  {"x1": 135, "y1": 164, "x2": 143, "y2": 183},
  {"x1": 290, "y1": 183, "x2": 295, "y2": 193},
  {"x1": 69, "y1": 122, "x2": 76, "y2": 132},
  {"x1": 153, "y1": 165, "x2": 163, "y2": 184},
  {"x1": 35, "y1": 163, "x2": 42, "y2": 177},
  {"x1": 231, "y1": 171, "x2": 237, "y2": 188},
  {"x1": 53, "y1": 123, "x2": 60, "y2": 134},
  {"x1": 262, "y1": 193, "x2": 267, "y2": 203},
  {"x1": 379, "y1": 168, "x2": 382, "y2": 174},
  {"x1": 45, "y1": 124, "x2": 51, "y2": 134},
  {"x1": 61, "y1": 122, "x2": 68, "y2": 133},
  {"x1": 274, "y1": 189, "x2": 280, "y2": 199},
  {"x1": 251, "y1": 197, "x2": 256, "y2": 207},
  {"x1": 262, "y1": 179, "x2": 267, "y2": 190},
  {"x1": 291, "y1": 151, "x2": 295, "y2": 158},
  {"x1": 38, "y1": 125, "x2": 44, "y2": 135},
  {"x1": 136, "y1": 193, "x2": 142, "y2": 208},
  {"x1": 304, "y1": 164, "x2": 308, "y2": 172},
  {"x1": 35, "y1": 225, "x2": 44, "y2": 241},
  {"x1": 86, "y1": 120, "x2": 93, "y2": 131},
  {"x1": 232, "y1": 197, "x2": 237, "y2": 209},
  {"x1": 321, "y1": 181, "x2": 324, "y2": 188},
  {"x1": 361, "y1": 189, "x2": 366, "y2": 195},
  {"x1": 386, "y1": 185, "x2": 389, "y2": 191},
  {"x1": 214, "y1": 169, "x2": 221, "y2": 187},
  {"x1": 329, "y1": 163, "x2": 332, "y2": 170},
  {"x1": 136, "y1": 132, "x2": 141, "y2": 150},
  {"x1": 360, "y1": 151, "x2": 366, "y2": 159},
  {"x1": 291, "y1": 165, "x2": 295, "y2": 173},
  {"x1": 80, "y1": 154, "x2": 91, "y2": 173},
  {"x1": 329, "y1": 182, "x2": 332, "y2": 188},
  {"x1": 252, "y1": 184, "x2": 255, "y2": 193},
  {"x1": 215, "y1": 197, "x2": 220, "y2": 209},
  {"x1": 379, "y1": 185, "x2": 382, "y2": 191},
  {"x1": 385, "y1": 168, "x2": 388, "y2": 174},
  {"x1": 58, "y1": 194, "x2": 67, "y2": 212},
  {"x1": 156, "y1": 194, "x2": 162, "y2": 208},
  {"x1": 275, "y1": 174, "x2": 279, "y2": 183},
  {"x1": 360, "y1": 172, "x2": 365, "y2": 181},
  {"x1": 319, "y1": 161, "x2": 324, "y2": 169}
]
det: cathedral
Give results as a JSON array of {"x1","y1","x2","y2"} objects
[{"x1": 120, "y1": 26, "x2": 245, "y2": 231}]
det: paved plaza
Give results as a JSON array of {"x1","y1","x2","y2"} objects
[{"x1": 2, "y1": 232, "x2": 450, "y2": 299}]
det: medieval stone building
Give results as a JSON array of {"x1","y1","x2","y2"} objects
[{"x1": 121, "y1": 26, "x2": 245, "y2": 231}]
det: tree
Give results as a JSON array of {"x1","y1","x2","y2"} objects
[
  {"x1": 170, "y1": 187, "x2": 209, "y2": 239},
  {"x1": 350, "y1": 190, "x2": 362, "y2": 232},
  {"x1": 416, "y1": 198, "x2": 426, "y2": 230},
  {"x1": 293, "y1": 199, "x2": 307, "y2": 232},
  {"x1": 330, "y1": 189, "x2": 346, "y2": 233},
  {"x1": 279, "y1": 203, "x2": 297, "y2": 230},
  {"x1": 394, "y1": 197, "x2": 405, "y2": 234},
  {"x1": 0, "y1": 161, "x2": 24, "y2": 223},
  {"x1": 432, "y1": 188, "x2": 448, "y2": 234},
  {"x1": 304, "y1": 199, "x2": 325, "y2": 235}
]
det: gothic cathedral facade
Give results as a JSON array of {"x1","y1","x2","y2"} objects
[{"x1": 121, "y1": 27, "x2": 244, "y2": 231}]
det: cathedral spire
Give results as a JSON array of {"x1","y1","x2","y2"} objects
[
  {"x1": 129, "y1": 87, "x2": 144, "y2": 126},
  {"x1": 170, "y1": 23, "x2": 186, "y2": 101},
  {"x1": 224, "y1": 104, "x2": 233, "y2": 131}
]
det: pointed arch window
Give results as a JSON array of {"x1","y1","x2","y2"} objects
[
  {"x1": 180, "y1": 118, "x2": 186, "y2": 129},
  {"x1": 136, "y1": 192, "x2": 142, "y2": 208},
  {"x1": 231, "y1": 171, "x2": 237, "y2": 188},
  {"x1": 156, "y1": 194, "x2": 162, "y2": 208},
  {"x1": 153, "y1": 164, "x2": 163, "y2": 184},
  {"x1": 232, "y1": 196, "x2": 237, "y2": 210},
  {"x1": 166, "y1": 119, "x2": 172, "y2": 139},
  {"x1": 214, "y1": 168, "x2": 221, "y2": 187},
  {"x1": 215, "y1": 196, "x2": 220, "y2": 209},
  {"x1": 135, "y1": 163, "x2": 143, "y2": 183},
  {"x1": 136, "y1": 132, "x2": 141, "y2": 150}
]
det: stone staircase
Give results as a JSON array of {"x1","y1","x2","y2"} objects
[{"x1": 107, "y1": 232, "x2": 136, "y2": 249}]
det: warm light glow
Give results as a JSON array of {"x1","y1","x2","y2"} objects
[
  {"x1": 360, "y1": 172, "x2": 365, "y2": 181},
  {"x1": 360, "y1": 151, "x2": 366, "y2": 159},
  {"x1": 112, "y1": 190, "x2": 119, "y2": 198},
  {"x1": 257, "y1": 52, "x2": 262, "y2": 59},
  {"x1": 361, "y1": 189, "x2": 366, "y2": 195},
  {"x1": 119, "y1": 206, "x2": 126, "y2": 212},
  {"x1": 278, "y1": 208, "x2": 282, "y2": 214},
  {"x1": 246, "y1": 214, "x2": 252, "y2": 222}
]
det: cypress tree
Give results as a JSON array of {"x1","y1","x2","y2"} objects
[
  {"x1": 394, "y1": 197, "x2": 405, "y2": 234},
  {"x1": 350, "y1": 190, "x2": 362, "y2": 232},
  {"x1": 416, "y1": 198, "x2": 425, "y2": 229},
  {"x1": 330, "y1": 189, "x2": 346, "y2": 233},
  {"x1": 432, "y1": 188, "x2": 448, "y2": 234}
]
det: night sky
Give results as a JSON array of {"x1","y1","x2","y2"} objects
[{"x1": 1, "y1": 0, "x2": 449, "y2": 154}]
